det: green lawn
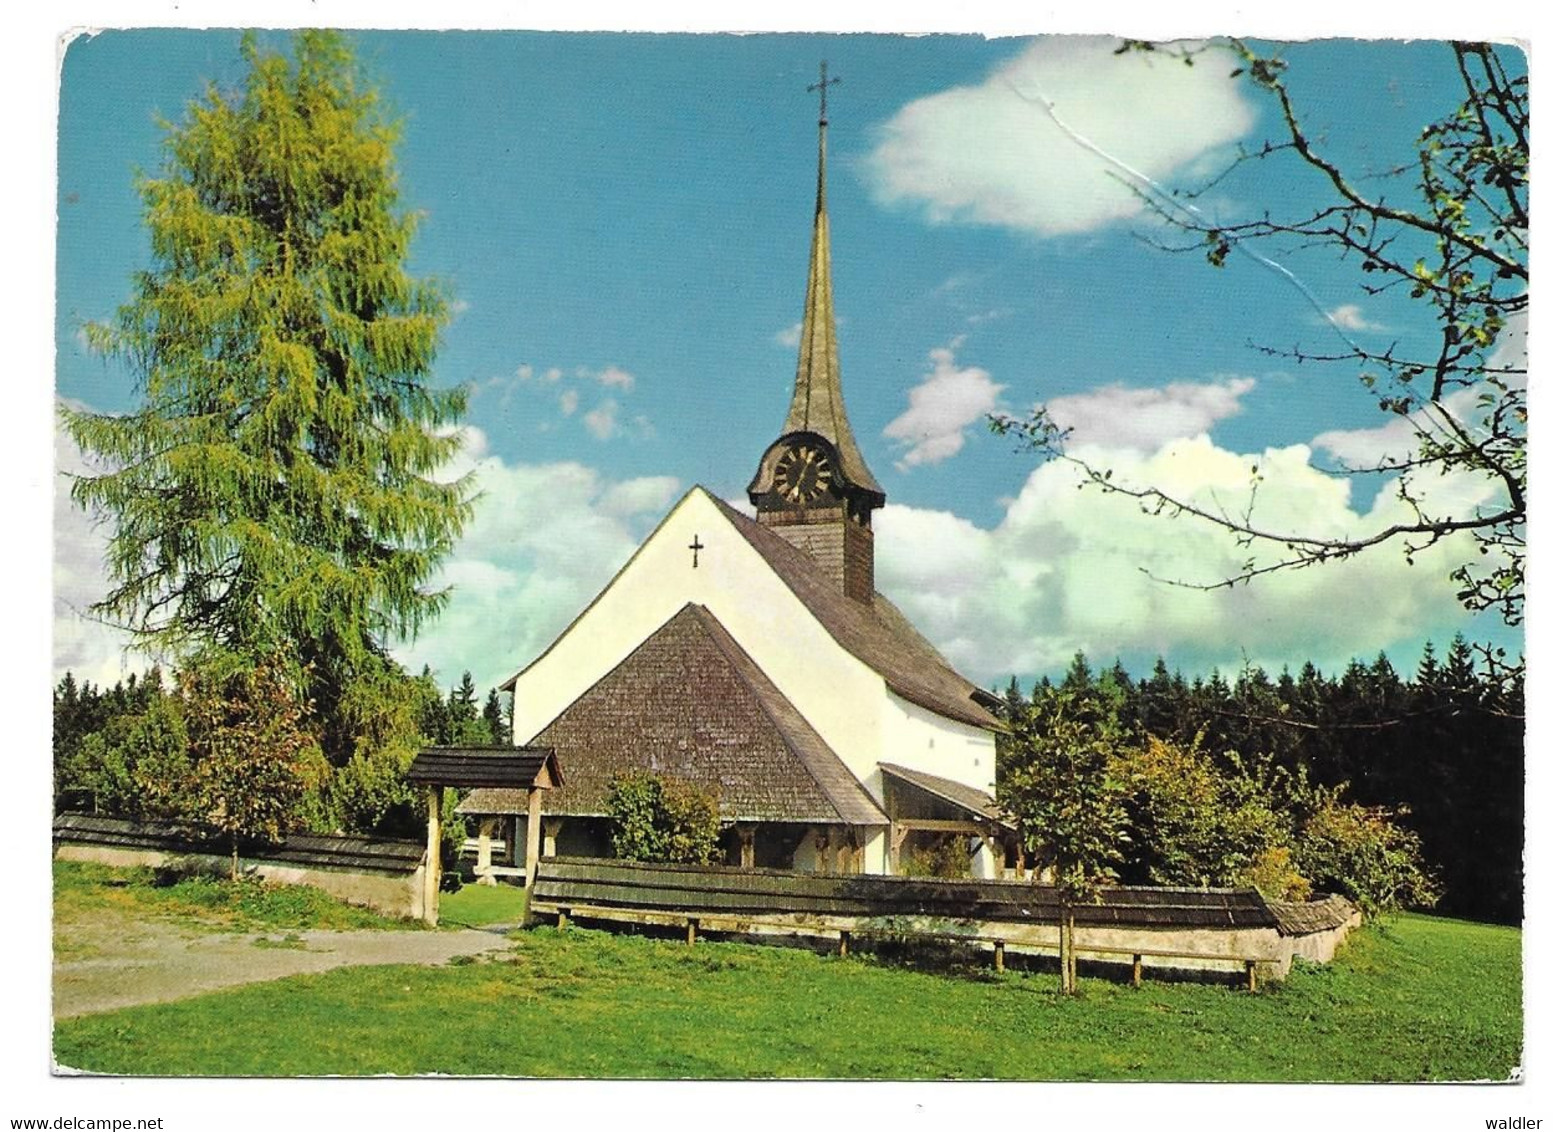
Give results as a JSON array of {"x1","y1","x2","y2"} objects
[
  {"x1": 53, "y1": 909, "x2": 1521, "y2": 1080},
  {"x1": 439, "y1": 881, "x2": 528, "y2": 927},
  {"x1": 53, "y1": 859, "x2": 421, "y2": 934}
]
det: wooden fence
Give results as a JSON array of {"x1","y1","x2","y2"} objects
[{"x1": 527, "y1": 857, "x2": 1356, "y2": 986}]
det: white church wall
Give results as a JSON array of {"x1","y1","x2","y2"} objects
[
  {"x1": 970, "y1": 838, "x2": 999, "y2": 880},
  {"x1": 511, "y1": 487, "x2": 896, "y2": 790},
  {"x1": 876, "y1": 689, "x2": 998, "y2": 797}
]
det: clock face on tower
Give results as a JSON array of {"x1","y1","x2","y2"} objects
[{"x1": 774, "y1": 443, "x2": 835, "y2": 505}]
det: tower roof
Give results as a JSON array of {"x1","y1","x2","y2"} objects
[{"x1": 779, "y1": 75, "x2": 884, "y2": 500}]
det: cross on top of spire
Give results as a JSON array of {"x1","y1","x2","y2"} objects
[{"x1": 808, "y1": 60, "x2": 841, "y2": 126}]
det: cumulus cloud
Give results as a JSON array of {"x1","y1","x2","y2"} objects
[
  {"x1": 884, "y1": 344, "x2": 1006, "y2": 468},
  {"x1": 591, "y1": 365, "x2": 636, "y2": 392},
  {"x1": 876, "y1": 434, "x2": 1496, "y2": 685},
  {"x1": 1314, "y1": 310, "x2": 1527, "y2": 469},
  {"x1": 481, "y1": 360, "x2": 648, "y2": 438},
  {"x1": 395, "y1": 435, "x2": 682, "y2": 689},
  {"x1": 863, "y1": 37, "x2": 1254, "y2": 237},
  {"x1": 54, "y1": 412, "x2": 148, "y2": 686},
  {"x1": 1044, "y1": 376, "x2": 1255, "y2": 453},
  {"x1": 52, "y1": 414, "x2": 683, "y2": 693}
]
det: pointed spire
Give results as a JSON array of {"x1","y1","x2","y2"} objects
[{"x1": 782, "y1": 62, "x2": 883, "y2": 500}]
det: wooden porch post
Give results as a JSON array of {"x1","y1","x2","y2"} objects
[
  {"x1": 422, "y1": 785, "x2": 443, "y2": 926},
  {"x1": 542, "y1": 817, "x2": 565, "y2": 858},
  {"x1": 738, "y1": 825, "x2": 757, "y2": 869},
  {"x1": 888, "y1": 824, "x2": 908, "y2": 876},
  {"x1": 524, "y1": 785, "x2": 543, "y2": 889},
  {"x1": 476, "y1": 817, "x2": 496, "y2": 886}
]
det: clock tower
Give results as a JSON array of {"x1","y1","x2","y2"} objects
[{"x1": 748, "y1": 63, "x2": 885, "y2": 604}]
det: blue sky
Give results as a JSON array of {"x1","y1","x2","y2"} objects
[{"x1": 54, "y1": 29, "x2": 1526, "y2": 694}]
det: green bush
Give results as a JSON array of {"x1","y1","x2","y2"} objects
[
  {"x1": 605, "y1": 771, "x2": 720, "y2": 865},
  {"x1": 900, "y1": 835, "x2": 974, "y2": 879},
  {"x1": 1111, "y1": 736, "x2": 1299, "y2": 892},
  {"x1": 1294, "y1": 795, "x2": 1441, "y2": 915}
]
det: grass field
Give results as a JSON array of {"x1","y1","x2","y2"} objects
[
  {"x1": 52, "y1": 860, "x2": 421, "y2": 935},
  {"x1": 53, "y1": 893, "x2": 1521, "y2": 1080},
  {"x1": 439, "y1": 881, "x2": 528, "y2": 927}
]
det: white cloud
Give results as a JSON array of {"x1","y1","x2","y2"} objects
[
  {"x1": 52, "y1": 414, "x2": 681, "y2": 694},
  {"x1": 773, "y1": 322, "x2": 803, "y2": 349},
  {"x1": 1314, "y1": 310, "x2": 1527, "y2": 468},
  {"x1": 583, "y1": 399, "x2": 620, "y2": 441},
  {"x1": 1325, "y1": 303, "x2": 1380, "y2": 332},
  {"x1": 597, "y1": 366, "x2": 634, "y2": 391},
  {"x1": 883, "y1": 344, "x2": 1006, "y2": 468},
  {"x1": 863, "y1": 37, "x2": 1254, "y2": 237},
  {"x1": 485, "y1": 360, "x2": 649, "y2": 437},
  {"x1": 395, "y1": 445, "x2": 682, "y2": 691},
  {"x1": 876, "y1": 434, "x2": 1496, "y2": 684},
  {"x1": 1044, "y1": 376, "x2": 1255, "y2": 454},
  {"x1": 599, "y1": 476, "x2": 681, "y2": 518},
  {"x1": 54, "y1": 412, "x2": 153, "y2": 686}
]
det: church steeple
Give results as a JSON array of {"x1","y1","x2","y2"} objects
[
  {"x1": 748, "y1": 62, "x2": 885, "y2": 603},
  {"x1": 779, "y1": 62, "x2": 884, "y2": 501}
]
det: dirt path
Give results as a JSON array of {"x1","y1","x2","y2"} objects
[{"x1": 53, "y1": 912, "x2": 515, "y2": 1019}]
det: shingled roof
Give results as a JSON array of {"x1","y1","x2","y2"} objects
[
  {"x1": 479, "y1": 603, "x2": 887, "y2": 826},
  {"x1": 407, "y1": 747, "x2": 561, "y2": 790},
  {"x1": 878, "y1": 762, "x2": 1009, "y2": 828},
  {"x1": 706, "y1": 494, "x2": 1003, "y2": 731}
]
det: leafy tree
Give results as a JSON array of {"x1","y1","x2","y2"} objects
[
  {"x1": 183, "y1": 659, "x2": 313, "y2": 879},
  {"x1": 994, "y1": 41, "x2": 1526, "y2": 633},
  {"x1": 604, "y1": 771, "x2": 721, "y2": 866},
  {"x1": 123, "y1": 697, "x2": 196, "y2": 823},
  {"x1": 60, "y1": 730, "x2": 135, "y2": 817},
  {"x1": 997, "y1": 688, "x2": 1127, "y2": 993},
  {"x1": 60, "y1": 30, "x2": 473, "y2": 763},
  {"x1": 56, "y1": 674, "x2": 192, "y2": 821}
]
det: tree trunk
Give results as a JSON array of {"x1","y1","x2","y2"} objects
[
  {"x1": 1060, "y1": 905, "x2": 1077, "y2": 995},
  {"x1": 230, "y1": 839, "x2": 240, "y2": 882}
]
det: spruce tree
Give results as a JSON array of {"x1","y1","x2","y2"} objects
[
  {"x1": 482, "y1": 688, "x2": 510, "y2": 747},
  {"x1": 62, "y1": 31, "x2": 471, "y2": 761}
]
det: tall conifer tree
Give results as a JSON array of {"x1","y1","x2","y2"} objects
[{"x1": 63, "y1": 31, "x2": 471, "y2": 759}]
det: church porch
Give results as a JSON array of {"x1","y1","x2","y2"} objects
[{"x1": 878, "y1": 762, "x2": 1017, "y2": 880}]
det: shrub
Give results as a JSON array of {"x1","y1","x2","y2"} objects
[
  {"x1": 901, "y1": 835, "x2": 974, "y2": 879},
  {"x1": 1237, "y1": 845, "x2": 1312, "y2": 903},
  {"x1": 605, "y1": 771, "x2": 720, "y2": 865},
  {"x1": 1112, "y1": 736, "x2": 1293, "y2": 890},
  {"x1": 1294, "y1": 795, "x2": 1441, "y2": 915}
]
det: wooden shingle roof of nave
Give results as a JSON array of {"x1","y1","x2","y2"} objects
[{"x1": 468, "y1": 603, "x2": 886, "y2": 827}]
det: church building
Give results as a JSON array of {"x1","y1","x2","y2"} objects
[{"x1": 463, "y1": 74, "x2": 1011, "y2": 878}]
